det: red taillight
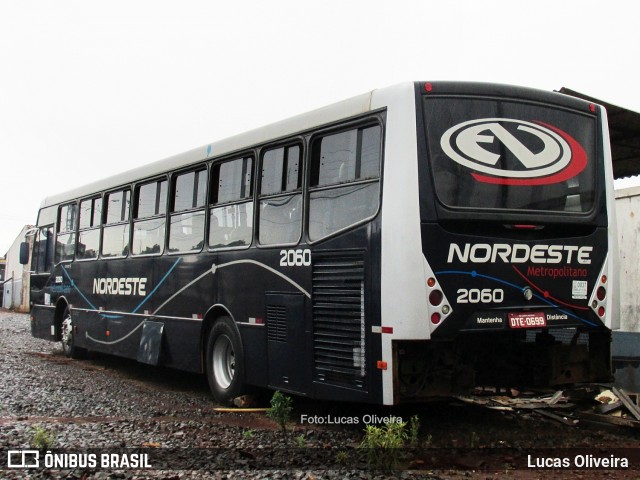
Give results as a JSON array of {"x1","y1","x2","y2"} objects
[
  {"x1": 596, "y1": 287, "x2": 606, "y2": 301},
  {"x1": 589, "y1": 103, "x2": 596, "y2": 112},
  {"x1": 598, "y1": 306, "x2": 605, "y2": 317},
  {"x1": 429, "y1": 290, "x2": 443, "y2": 306},
  {"x1": 427, "y1": 277, "x2": 436, "y2": 288},
  {"x1": 431, "y1": 312, "x2": 441, "y2": 325},
  {"x1": 424, "y1": 82, "x2": 433, "y2": 92}
]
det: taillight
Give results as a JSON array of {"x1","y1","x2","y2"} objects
[
  {"x1": 426, "y1": 279, "x2": 451, "y2": 329},
  {"x1": 424, "y1": 266, "x2": 453, "y2": 333},
  {"x1": 589, "y1": 261, "x2": 610, "y2": 321},
  {"x1": 429, "y1": 290, "x2": 443, "y2": 306}
]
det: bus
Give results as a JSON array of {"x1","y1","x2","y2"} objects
[{"x1": 22, "y1": 82, "x2": 618, "y2": 405}]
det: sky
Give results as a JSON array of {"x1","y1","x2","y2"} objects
[{"x1": 1, "y1": 0, "x2": 639, "y2": 254}]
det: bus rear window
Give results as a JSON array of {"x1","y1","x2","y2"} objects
[{"x1": 423, "y1": 97, "x2": 597, "y2": 214}]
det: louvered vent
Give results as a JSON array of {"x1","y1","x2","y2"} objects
[
  {"x1": 312, "y1": 251, "x2": 366, "y2": 389},
  {"x1": 267, "y1": 305, "x2": 287, "y2": 343}
]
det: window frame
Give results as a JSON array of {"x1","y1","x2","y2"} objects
[
  {"x1": 76, "y1": 195, "x2": 103, "y2": 262},
  {"x1": 168, "y1": 166, "x2": 208, "y2": 255},
  {"x1": 257, "y1": 141, "x2": 304, "y2": 247},
  {"x1": 33, "y1": 225, "x2": 55, "y2": 273},
  {"x1": 55, "y1": 202, "x2": 78, "y2": 264},
  {"x1": 208, "y1": 153, "x2": 256, "y2": 251},
  {"x1": 101, "y1": 187, "x2": 132, "y2": 259},
  {"x1": 307, "y1": 120, "x2": 384, "y2": 243},
  {"x1": 132, "y1": 176, "x2": 169, "y2": 257}
]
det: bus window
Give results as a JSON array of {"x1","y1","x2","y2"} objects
[
  {"x1": 309, "y1": 125, "x2": 382, "y2": 241},
  {"x1": 33, "y1": 226, "x2": 54, "y2": 273},
  {"x1": 77, "y1": 197, "x2": 102, "y2": 260},
  {"x1": 424, "y1": 98, "x2": 597, "y2": 214},
  {"x1": 169, "y1": 169, "x2": 207, "y2": 253},
  {"x1": 132, "y1": 179, "x2": 167, "y2": 255},
  {"x1": 55, "y1": 203, "x2": 77, "y2": 263},
  {"x1": 209, "y1": 156, "x2": 254, "y2": 249},
  {"x1": 259, "y1": 145, "x2": 302, "y2": 245},
  {"x1": 102, "y1": 189, "x2": 131, "y2": 258}
]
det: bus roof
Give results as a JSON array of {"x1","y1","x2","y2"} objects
[{"x1": 39, "y1": 89, "x2": 375, "y2": 208}]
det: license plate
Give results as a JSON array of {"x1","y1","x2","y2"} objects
[{"x1": 508, "y1": 312, "x2": 547, "y2": 329}]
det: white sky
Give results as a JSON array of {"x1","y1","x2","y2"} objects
[{"x1": 1, "y1": 0, "x2": 639, "y2": 254}]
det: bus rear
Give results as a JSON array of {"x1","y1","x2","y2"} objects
[{"x1": 391, "y1": 82, "x2": 617, "y2": 402}]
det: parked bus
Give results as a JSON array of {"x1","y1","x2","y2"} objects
[{"x1": 22, "y1": 82, "x2": 618, "y2": 405}]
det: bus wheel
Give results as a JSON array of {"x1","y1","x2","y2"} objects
[
  {"x1": 206, "y1": 317, "x2": 245, "y2": 404},
  {"x1": 60, "y1": 307, "x2": 86, "y2": 359}
]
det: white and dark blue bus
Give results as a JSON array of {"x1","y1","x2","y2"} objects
[{"x1": 23, "y1": 82, "x2": 618, "y2": 405}]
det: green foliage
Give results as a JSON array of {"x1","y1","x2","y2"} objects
[
  {"x1": 242, "y1": 429, "x2": 255, "y2": 439},
  {"x1": 32, "y1": 426, "x2": 55, "y2": 450},
  {"x1": 359, "y1": 421, "x2": 408, "y2": 470},
  {"x1": 335, "y1": 450, "x2": 349, "y2": 466},
  {"x1": 267, "y1": 390, "x2": 293, "y2": 433},
  {"x1": 423, "y1": 433, "x2": 433, "y2": 448},
  {"x1": 295, "y1": 433, "x2": 307, "y2": 448},
  {"x1": 470, "y1": 431, "x2": 478, "y2": 448},
  {"x1": 409, "y1": 414, "x2": 420, "y2": 447}
]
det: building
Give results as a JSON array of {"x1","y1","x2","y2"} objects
[{"x1": 3, "y1": 225, "x2": 34, "y2": 312}]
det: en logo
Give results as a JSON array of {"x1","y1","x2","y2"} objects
[{"x1": 440, "y1": 118, "x2": 587, "y2": 186}]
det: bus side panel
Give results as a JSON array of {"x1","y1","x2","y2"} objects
[
  {"x1": 60, "y1": 256, "x2": 209, "y2": 373},
  {"x1": 238, "y1": 324, "x2": 268, "y2": 387},
  {"x1": 149, "y1": 255, "x2": 215, "y2": 373},
  {"x1": 156, "y1": 319, "x2": 202, "y2": 372},
  {"x1": 307, "y1": 222, "x2": 383, "y2": 405},
  {"x1": 213, "y1": 248, "x2": 308, "y2": 395}
]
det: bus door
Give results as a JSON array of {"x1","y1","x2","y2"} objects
[{"x1": 29, "y1": 225, "x2": 55, "y2": 338}]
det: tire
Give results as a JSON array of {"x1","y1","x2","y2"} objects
[
  {"x1": 60, "y1": 306, "x2": 87, "y2": 359},
  {"x1": 205, "y1": 316, "x2": 245, "y2": 404}
]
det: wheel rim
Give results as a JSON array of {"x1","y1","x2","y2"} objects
[
  {"x1": 61, "y1": 315, "x2": 72, "y2": 354},
  {"x1": 212, "y1": 334, "x2": 235, "y2": 390}
]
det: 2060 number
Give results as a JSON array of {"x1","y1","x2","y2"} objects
[
  {"x1": 280, "y1": 249, "x2": 312, "y2": 267},
  {"x1": 457, "y1": 288, "x2": 504, "y2": 304}
]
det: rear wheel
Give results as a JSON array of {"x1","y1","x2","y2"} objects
[
  {"x1": 205, "y1": 317, "x2": 245, "y2": 404},
  {"x1": 60, "y1": 307, "x2": 87, "y2": 359}
]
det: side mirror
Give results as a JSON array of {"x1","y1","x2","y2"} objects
[{"x1": 19, "y1": 242, "x2": 30, "y2": 265}]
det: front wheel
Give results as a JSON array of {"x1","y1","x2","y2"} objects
[
  {"x1": 60, "y1": 307, "x2": 87, "y2": 359},
  {"x1": 205, "y1": 317, "x2": 245, "y2": 404}
]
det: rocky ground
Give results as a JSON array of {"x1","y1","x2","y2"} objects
[{"x1": 1, "y1": 310, "x2": 639, "y2": 479}]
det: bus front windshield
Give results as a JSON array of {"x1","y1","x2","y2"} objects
[{"x1": 423, "y1": 97, "x2": 598, "y2": 215}]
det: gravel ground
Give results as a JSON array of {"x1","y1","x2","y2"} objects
[{"x1": 1, "y1": 310, "x2": 640, "y2": 479}]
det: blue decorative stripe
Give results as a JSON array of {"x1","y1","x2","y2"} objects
[
  {"x1": 60, "y1": 257, "x2": 182, "y2": 319},
  {"x1": 131, "y1": 257, "x2": 181, "y2": 314},
  {"x1": 61, "y1": 268, "x2": 98, "y2": 310}
]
